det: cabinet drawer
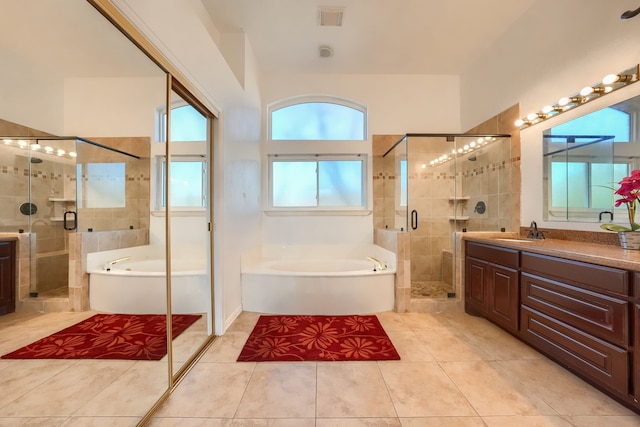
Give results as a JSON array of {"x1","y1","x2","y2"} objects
[
  {"x1": 521, "y1": 273, "x2": 629, "y2": 347},
  {"x1": 521, "y1": 306, "x2": 629, "y2": 396},
  {"x1": 521, "y1": 252, "x2": 628, "y2": 296},
  {"x1": 466, "y1": 242, "x2": 519, "y2": 269}
]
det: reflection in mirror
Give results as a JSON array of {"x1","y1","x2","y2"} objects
[
  {"x1": 166, "y1": 89, "x2": 213, "y2": 381},
  {"x1": 543, "y1": 94, "x2": 640, "y2": 224},
  {"x1": 0, "y1": 0, "x2": 171, "y2": 423}
]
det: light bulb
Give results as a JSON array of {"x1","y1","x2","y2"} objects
[
  {"x1": 541, "y1": 105, "x2": 553, "y2": 114},
  {"x1": 579, "y1": 86, "x2": 594, "y2": 96},
  {"x1": 526, "y1": 112, "x2": 538, "y2": 121},
  {"x1": 470, "y1": 141, "x2": 476, "y2": 148},
  {"x1": 30, "y1": 143, "x2": 41, "y2": 150},
  {"x1": 558, "y1": 97, "x2": 570, "y2": 106},
  {"x1": 515, "y1": 119, "x2": 525, "y2": 126},
  {"x1": 602, "y1": 74, "x2": 618, "y2": 85},
  {"x1": 57, "y1": 149, "x2": 65, "y2": 156},
  {"x1": 69, "y1": 152, "x2": 77, "y2": 158},
  {"x1": 44, "y1": 146, "x2": 53, "y2": 153},
  {"x1": 421, "y1": 164, "x2": 426, "y2": 169}
]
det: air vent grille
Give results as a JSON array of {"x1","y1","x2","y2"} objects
[{"x1": 318, "y1": 7, "x2": 344, "y2": 27}]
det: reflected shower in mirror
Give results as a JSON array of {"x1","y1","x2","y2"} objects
[{"x1": 543, "y1": 94, "x2": 640, "y2": 224}]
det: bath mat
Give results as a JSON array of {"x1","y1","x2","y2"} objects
[
  {"x1": 237, "y1": 315, "x2": 400, "y2": 362},
  {"x1": 1, "y1": 313, "x2": 201, "y2": 361}
]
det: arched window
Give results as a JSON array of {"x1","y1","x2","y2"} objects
[
  {"x1": 270, "y1": 96, "x2": 366, "y2": 141},
  {"x1": 266, "y1": 96, "x2": 368, "y2": 211}
]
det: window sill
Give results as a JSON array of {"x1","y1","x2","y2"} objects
[
  {"x1": 264, "y1": 210, "x2": 372, "y2": 217},
  {"x1": 151, "y1": 210, "x2": 207, "y2": 217}
]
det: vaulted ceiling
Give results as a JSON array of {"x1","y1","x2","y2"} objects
[{"x1": 201, "y1": 0, "x2": 538, "y2": 74}]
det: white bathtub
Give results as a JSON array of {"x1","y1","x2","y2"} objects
[
  {"x1": 241, "y1": 245, "x2": 396, "y2": 315},
  {"x1": 89, "y1": 258, "x2": 210, "y2": 316}
]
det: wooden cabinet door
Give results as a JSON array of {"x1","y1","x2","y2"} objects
[
  {"x1": 465, "y1": 256, "x2": 488, "y2": 316},
  {"x1": 0, "y1": 240, "x2": 16, "y2": 316},
  {"x1": 488, "y1": 264, "x2": 519, "y2": 333},
  {"x1": 635, "y1": 303, "x2": 640, "y2": 402}
]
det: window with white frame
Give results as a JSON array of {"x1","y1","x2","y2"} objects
[
  {"x1": 156, "y1": 156, "x2": 207, "y2": 209},
  {"x1": 270, "y1": 155, "x2": 365, "y2": 208},
  {"x1": 267, "y1": 96, "x2": 368, "y2": 211}
]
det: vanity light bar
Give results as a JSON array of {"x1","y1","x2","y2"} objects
[
  {"x1": 515, "y1": 64, "x2": 640, "y2": 129},
  {"x1": 428, "y1": 137, "x2": 495, "y2": 167},
  {"x1": 1, "y1": 138, "x2": 78, "y2": 160}
]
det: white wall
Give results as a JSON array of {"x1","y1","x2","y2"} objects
[
  {"x1": 114, "y1": 0, "x2": 263, "y2": 333},
  {"x1": 0, "y1": 48, "x2": 65, "y2": 135},
  {"x1": 260, "y1": 73, "x2": 461, "y2": 245},
  {"x1": 460, "y1": 0, "x2": 640, "y2": 231},
  {"x1": 461, "y1": 0, "x2": 640, "y2": 130},
  {"x1": 63, "y1": 77, "x2": 165, "y2": 137}
]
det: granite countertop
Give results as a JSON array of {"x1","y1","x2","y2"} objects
[{"x1": 462, "y1": 233, "x2": 640, "y2": 272}]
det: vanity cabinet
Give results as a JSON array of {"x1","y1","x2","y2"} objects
[
  {"x1": 465, "y1": 242, "x2": 519, "y2": 333},
  {"x1": 520, "y1": 252, "x2": 630, "y2": 396},
  {"x1": 0, "y1": 238, "x2": 16, "y2": 316}
]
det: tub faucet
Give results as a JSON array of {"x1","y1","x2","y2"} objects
[
  {"x1": 527, "y1": 221, "x2": 545, "y2": 239},
  {"x1": 103, "y1": 256, "x2": 131, "y2": 271},
  {"x1": 366, "y1": 256, "x2": 387, "y2": 271}
]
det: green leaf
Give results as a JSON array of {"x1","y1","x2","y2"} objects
[{"x1": 600, "y1": 224, "x2": 633, "y2": 232}]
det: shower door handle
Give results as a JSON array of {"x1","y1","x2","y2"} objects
[
  {"x1": 63, "y1": 211, "x2": 77, "y2": 231},
  {"x1": 411, "y1": 210, "x2": 418, "y2": 230}
]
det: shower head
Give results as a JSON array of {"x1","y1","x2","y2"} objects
[
  {"x1": 30, "y1": 157, "x2": 43, "y2": 164},
  {"x1": 468, "y1": 155, "x2": 477, "y2": 162},
  {"x1": 621, "y1": 6, "x2": 640, "y2": 19}
]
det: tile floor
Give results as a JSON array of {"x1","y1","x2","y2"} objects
[
  {"x1": 0, "y1": 310, "x2": 208, "y2": 426},
  {"x1": 148, "y1": 311, "x2": 640, "y2": 427},
  {"x1": 1, "y1": 310, "x2": 639, "y2": 426}
]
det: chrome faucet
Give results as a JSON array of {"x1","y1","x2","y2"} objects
[
  {"x1": 366, "y1": 256, "x2": 387, "y2": 271},
  {"x1": 103, "y1": 256, "x2": 131, "y2": 271},
  {"x1": 527, "y1": 221, "x2": 545, "y2": 239}
]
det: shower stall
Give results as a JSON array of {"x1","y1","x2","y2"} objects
[
  {"x1": 382, "y1": 133, "x2": 512, "y2": 301},
  {"x1": 0, "y1": 136, "x2": 145, "y2": 305}
]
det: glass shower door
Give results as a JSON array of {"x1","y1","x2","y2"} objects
[{"x1": 405, "y1": 135, "x2": 458, "y2": 299}]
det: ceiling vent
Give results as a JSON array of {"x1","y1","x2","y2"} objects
[
  {"x1": 318, "y1": 7, "x2": 344, "y2": 27},
  {"x1": 319, "y1": 46, "x2": 333, "y2": 58}
]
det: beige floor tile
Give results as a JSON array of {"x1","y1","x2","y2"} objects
[
  {"x1": 148, "y1": 419, "x2": 231, "y2": 427},
  {"x1": 0, "y1": 417, "x2": 67, "y2": 427},
  {"x1": 441, "y1": 360, "x2": 557, "y2": 416},
  {"x1": 413, "y1": 328, "x2": 493, "y2": 361},
  {"x1": 564, "y1": 415, "x2": 640, "y2": 426},
  {"x1": 399, "y1": 417, "x2": 486, "y2": 426},
  {"x1": 379, "y1": 361, "x2": 477, "y2": 417},
  {"x1": 74, "y1": 361, "x2": 167, "y2": 416},
  {"x1": 376, "y1": 311, "x2": 409, "y2": 331},
  {"x1": 436, "y1": 312, "x2": 494, "y2": 330},
  {"x1": 316, "y1": 362, "x2": 397, "y2": 418},
  {"x1": 482, "y1": 415, "x2": 574, "y2": 427},
  {"x1": 170, "y1": 329, "x2": 212, "y2": 363},
  {"x1": 498, "y1": 359, "x2": 639, "y2": 416},
  {"x1": 154, "y1": 362, "x2": 255, "y2": 418},
  {"x1": 384, "y1": 329, "x2": 434, "y2": 362},
  {"x1": 459, "y1": 323, "x2": 542, "y2": 360},
  {"x1": 0, "y1": 361, "x2": 135, "y2": 417},
  {"x1": 398, "y1": 313, "x2": 452, "y2": 330},
  {"x1": 317, "y1": 418, "x2": 402, "y2": 426},
  {"x1": 235, "y1": 363, "x2": 316, "y2": 419},
  {"x1": 226, "y1": 312, "x2": 261, "y2": 333},
  {"x1": 60, "y1": 417, "x2": 142, "y2": 426},
  {"x1": 200, "y1": 331, "x2": 250, "y2": 362},
  {"x1": 231, "y1": 419, "x2": 316, "y2": 426},
  {"x1": 0, "y1": 360, "x2": 76, "y2": 409}
]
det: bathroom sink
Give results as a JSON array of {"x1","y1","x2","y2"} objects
[{"x1": 495, "y1": 238, "x2": 535, "y2": 243}]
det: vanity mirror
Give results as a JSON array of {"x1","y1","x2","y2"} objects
[{"x1": 542, "y1": 93, "x2": 640, "y2": 224}]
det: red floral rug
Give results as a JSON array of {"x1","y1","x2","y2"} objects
[
  {"x1": 1, "y1": 313, "x2": 201, "y2": 361},
  {"x1": 237, "y1": 315, "x2": 400, "y2": 362}
]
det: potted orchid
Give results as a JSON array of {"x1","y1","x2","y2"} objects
[{"x1": 601, "y1": 170, "x2": 640, "y2": 249}]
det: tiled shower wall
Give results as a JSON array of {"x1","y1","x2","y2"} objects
[
  {"x1": 1, "y1": 118, "x2": 151, "y2": 312},
  {"x1": 373, "y1": 105, "x2": 521, "y2": 312}
]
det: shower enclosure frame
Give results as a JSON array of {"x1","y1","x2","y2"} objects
[
  {"x1": 0, "y1": 135, "x2": 142, "y2": 299},
  {"x1": 382, "y1": 133, "x2": 512, "y2": 303}
]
